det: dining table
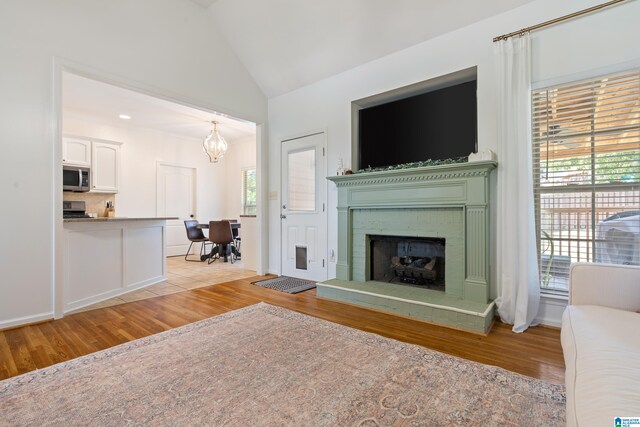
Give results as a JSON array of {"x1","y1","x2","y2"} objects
[{"x1": 196, "y1": 222, "x2": 241, "y2": 262}]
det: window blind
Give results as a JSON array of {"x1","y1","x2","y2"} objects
[{"x1": 531, "y1": 70, "x2": 640, "y2": 293}]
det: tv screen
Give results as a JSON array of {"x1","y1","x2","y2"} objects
[{"x1": 358, "y1": 80, "x2": 477, "y2": 169}]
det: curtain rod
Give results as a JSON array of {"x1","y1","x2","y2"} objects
[{"x1": 493, "y1": 0, "x2": 628, "y2": 42}]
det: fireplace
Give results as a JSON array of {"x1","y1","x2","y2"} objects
[
  {"x1": 369, "y1": 235, "x2": 445, "y2": 291},
  {"x1": 318, "y1": 161, "x2": 497, "y2": 333}
]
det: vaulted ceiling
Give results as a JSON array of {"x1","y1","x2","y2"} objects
[
  {"x1": 64, "y1": 1, "x2": 538, "y2": 140},
  {"x1": 195, "y1": 0, "x2": 535, "y2": 97}
]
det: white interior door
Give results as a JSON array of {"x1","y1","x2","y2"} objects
[
  {"x1": 281, "y1": 132, "x2": 327, "y2": 281},
  {"x1": 157, "y1": 163, "x2": 196, "y2": 257}
]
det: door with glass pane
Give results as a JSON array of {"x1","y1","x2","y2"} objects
[{"x1": 281, "y1": 133, "x2": 327, "y2": 281}]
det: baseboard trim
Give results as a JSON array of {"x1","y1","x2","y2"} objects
[
  {"x1": 64, "y1": 276, "x2": 167, "y2": 314},
  {"x1": 535, "y1": 295, "x2": 568, "y2": 328},
  {"x1": 0, "y1": 312, "x2": 54, "y2": 331}
]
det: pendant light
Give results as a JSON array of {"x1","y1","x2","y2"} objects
[{"x1": 202, "y1": 121, "x2": 228, "y2": 163}]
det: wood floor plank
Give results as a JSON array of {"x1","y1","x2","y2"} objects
[{"x1": 0, "y1": 269, "x2": 565, "y2": 384}]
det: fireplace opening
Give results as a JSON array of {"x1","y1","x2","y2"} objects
[{"x1": 369, "y1": 235, "x2": 445, "y2": 291}]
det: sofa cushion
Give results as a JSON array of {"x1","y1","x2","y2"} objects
[{"x1": 562, "y1": 305, "x2": 640, "y2": 427}]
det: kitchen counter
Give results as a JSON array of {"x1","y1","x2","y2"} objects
[
  {"x1": 62, "y1": 218, "x2": 173, "y2": 313},
  {"x1": 63, "y1": 217, "x2": 178, "y2": 223}
]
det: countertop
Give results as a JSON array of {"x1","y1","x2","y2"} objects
[{"x1": 63, "y1": 217, "x2": 178, "y2": 223}]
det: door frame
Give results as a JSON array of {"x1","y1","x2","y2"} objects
[
  {"x1": 52, "y1": 59, "x2": 268, "y2": 319},
  {"x1": 280, "y1": 130, "x2": 328, "y2": 281}
]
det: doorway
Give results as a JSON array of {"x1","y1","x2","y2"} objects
[
  {"x1": 280, "y1": 132, "x2": 328, "y2": 281},
  {"x1": 55, "y1": 66, "x2": 265, "y2": 318}
]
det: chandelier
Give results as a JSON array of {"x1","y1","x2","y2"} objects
[{"x1": 202, "y1": 121, "x2": 228, "y2": 163}]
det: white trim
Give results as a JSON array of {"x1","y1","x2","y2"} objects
[
  {"x1": 319, "y1": 283, "x2": 495, "y2": 317},
  {"x1": 63, "y1": 276, "x2": 166, "y2": 314},
  {"x1": 64, "y1": 133, "x2": 124, "y2": 147},
  {"x1": 534, "y1": 294, "x2": 568, "y2": 328},
  {"x1": 241, "y1": 165, "x2": 257, "y2": 215},
  {"x1": 256, "y1": 123, "x2": 268, "y2": 276},
  {"x1": 0, "y1": 312, "x2": 54, "y2": 331},
  {"x1": 53, "y1": 58, "x2": 64, "y2": 319}
]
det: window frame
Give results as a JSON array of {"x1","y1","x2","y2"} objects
[
  {"x1": 531, "y1": 69, "x2": 640, "y2": 295},
  {"x1": 241, "y1": 166, "x2": 257, "y2": 216}
]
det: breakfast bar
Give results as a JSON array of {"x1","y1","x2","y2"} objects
[{"x1": 62, "y1": 217, "x2": 176, "y2": 313}]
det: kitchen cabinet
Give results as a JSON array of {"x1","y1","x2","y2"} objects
[
  {"x1": 91, "y1": 141, "x2": 121, "y2": 193},
  {"x1": 62, "y1": 137, "x2": 91, "y2": 166}
]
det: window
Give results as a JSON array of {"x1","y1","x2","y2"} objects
[
  {"x1": 532, "y1": 70, "x2": 640, "y2": 293},
  {"x1": 242, "y1": 168, "x2": 256, "y2": 215},
  {"x1": 287, "y1": 148, "x2": 316, "y2": 211}
]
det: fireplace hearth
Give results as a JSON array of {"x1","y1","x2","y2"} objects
[{"x1": 319, "y1": 161, "x2": 497, "y2": 333}]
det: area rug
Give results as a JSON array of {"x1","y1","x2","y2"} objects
[
  {"x1": 0, "y1": 303, "x2": 565, "y2": 426},
  {"x1": 251, "y1": 275, "x2": 317, "y2": 293}
]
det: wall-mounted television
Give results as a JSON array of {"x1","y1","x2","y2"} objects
[{"x1": 357, "y1": 79, "x2": 477, "y2": 170}]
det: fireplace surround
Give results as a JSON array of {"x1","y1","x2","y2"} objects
[{"x1": 318, "y1": 161, "x2": 497, "y2": 333}]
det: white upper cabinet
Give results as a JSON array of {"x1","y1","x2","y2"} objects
[
  {"x1": 62, "y1": 137, "x2": 91, "y2": 166},
  {"x1": 91, "y1": 141, "x2": 121, "y2": 193}
]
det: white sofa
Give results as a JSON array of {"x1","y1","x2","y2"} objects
[{"x1": 561, "y1": 263, "x2": 640, "y2": 427}]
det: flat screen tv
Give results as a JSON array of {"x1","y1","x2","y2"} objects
[{"x1": 358, "y1": 80, "x2": 477, "y2": 169}]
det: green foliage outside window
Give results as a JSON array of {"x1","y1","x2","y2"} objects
[{"x1": 243, "y1": 169, "x2": 257, "y2": 215}]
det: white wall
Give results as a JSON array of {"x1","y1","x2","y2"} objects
[
  {"x1": 0, "y1": 0, "x2": 266, "y2": 328},
  {"x1": 266, "y1": 0, "x2": 640, "y2": 324},
  {"x1": 222, "y1": 138, "x2": 257, "y2": 220}
]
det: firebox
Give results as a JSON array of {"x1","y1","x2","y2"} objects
[{"x1": 369, "y1": 235, "x2": 445, "y2": 291}]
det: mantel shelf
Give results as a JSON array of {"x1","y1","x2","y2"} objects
[{"x1": 327, "y1": 161, "x2": 497, "y2": 187}]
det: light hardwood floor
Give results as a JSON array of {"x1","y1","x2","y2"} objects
[
  {"x1": 0, "y1": 257, "x2": 565, "y2": 384},
  {"x1": 69, "y1": 256, "x2": 258, "y2": 312}
]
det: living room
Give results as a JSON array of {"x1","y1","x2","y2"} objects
[{"x1": 1, "y1": 0, "x2": 638, "y2": 425}]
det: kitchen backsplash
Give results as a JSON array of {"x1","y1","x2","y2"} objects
[{"x1": 63, "y1": 192, "x2": 116, "y2": 217}]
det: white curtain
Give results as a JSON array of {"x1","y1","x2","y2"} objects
[{"x1": 494, "y1": 33, "x2": 540, "y2": 333}]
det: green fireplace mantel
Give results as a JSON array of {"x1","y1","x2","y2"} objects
[{"x1": 326, "y1": 161, "x2": 497, "y2": 304}]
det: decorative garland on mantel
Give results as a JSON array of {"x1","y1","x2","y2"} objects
[{"x1": 354, "y1": 157, "x2": 468, "y2": 174}]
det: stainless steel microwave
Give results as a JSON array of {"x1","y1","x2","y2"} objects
[{"x1": 63, "y1": 165, "x2": 90, "y2": 192}]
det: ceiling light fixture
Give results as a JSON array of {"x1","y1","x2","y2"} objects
[
  {"x1": 118, "y1": 114, "x2": 131, "y2": 120},
  {"x1": 202, "y1": 121, "x2": 228, "y2": 163}
]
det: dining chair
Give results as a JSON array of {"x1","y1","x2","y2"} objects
[
  {"x1": 208, "y1": 220, "x2": 237, "y2": 264},
  {"x1": 183, "y1": 220, "x2": 211, "y2": 262},
  {"x1": 222, "y1": 218, "x2": 241, "y2": 251}
]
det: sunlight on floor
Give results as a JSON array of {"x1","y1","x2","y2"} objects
[{"x1": 70, "y1": 256, "x2": 257, "y2": 313}]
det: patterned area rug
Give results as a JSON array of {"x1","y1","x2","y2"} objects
[
  {"x1": 251, "y1": 276, "x2": 317, "y2": 293},
  {"x1": 0, "y1": 303, "x2": 565, "y2": 426}
]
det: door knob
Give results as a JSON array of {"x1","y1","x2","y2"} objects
[
  {"x1": 282, "y1": 204, "x2": 287, "y2": 209},
  {"x1": 280, "y1": 214, "x2": 287, "y2": 219}
]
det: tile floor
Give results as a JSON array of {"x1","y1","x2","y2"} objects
[{"x1": 71, "y1": 256, "x2": 258, "y2": 313}]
